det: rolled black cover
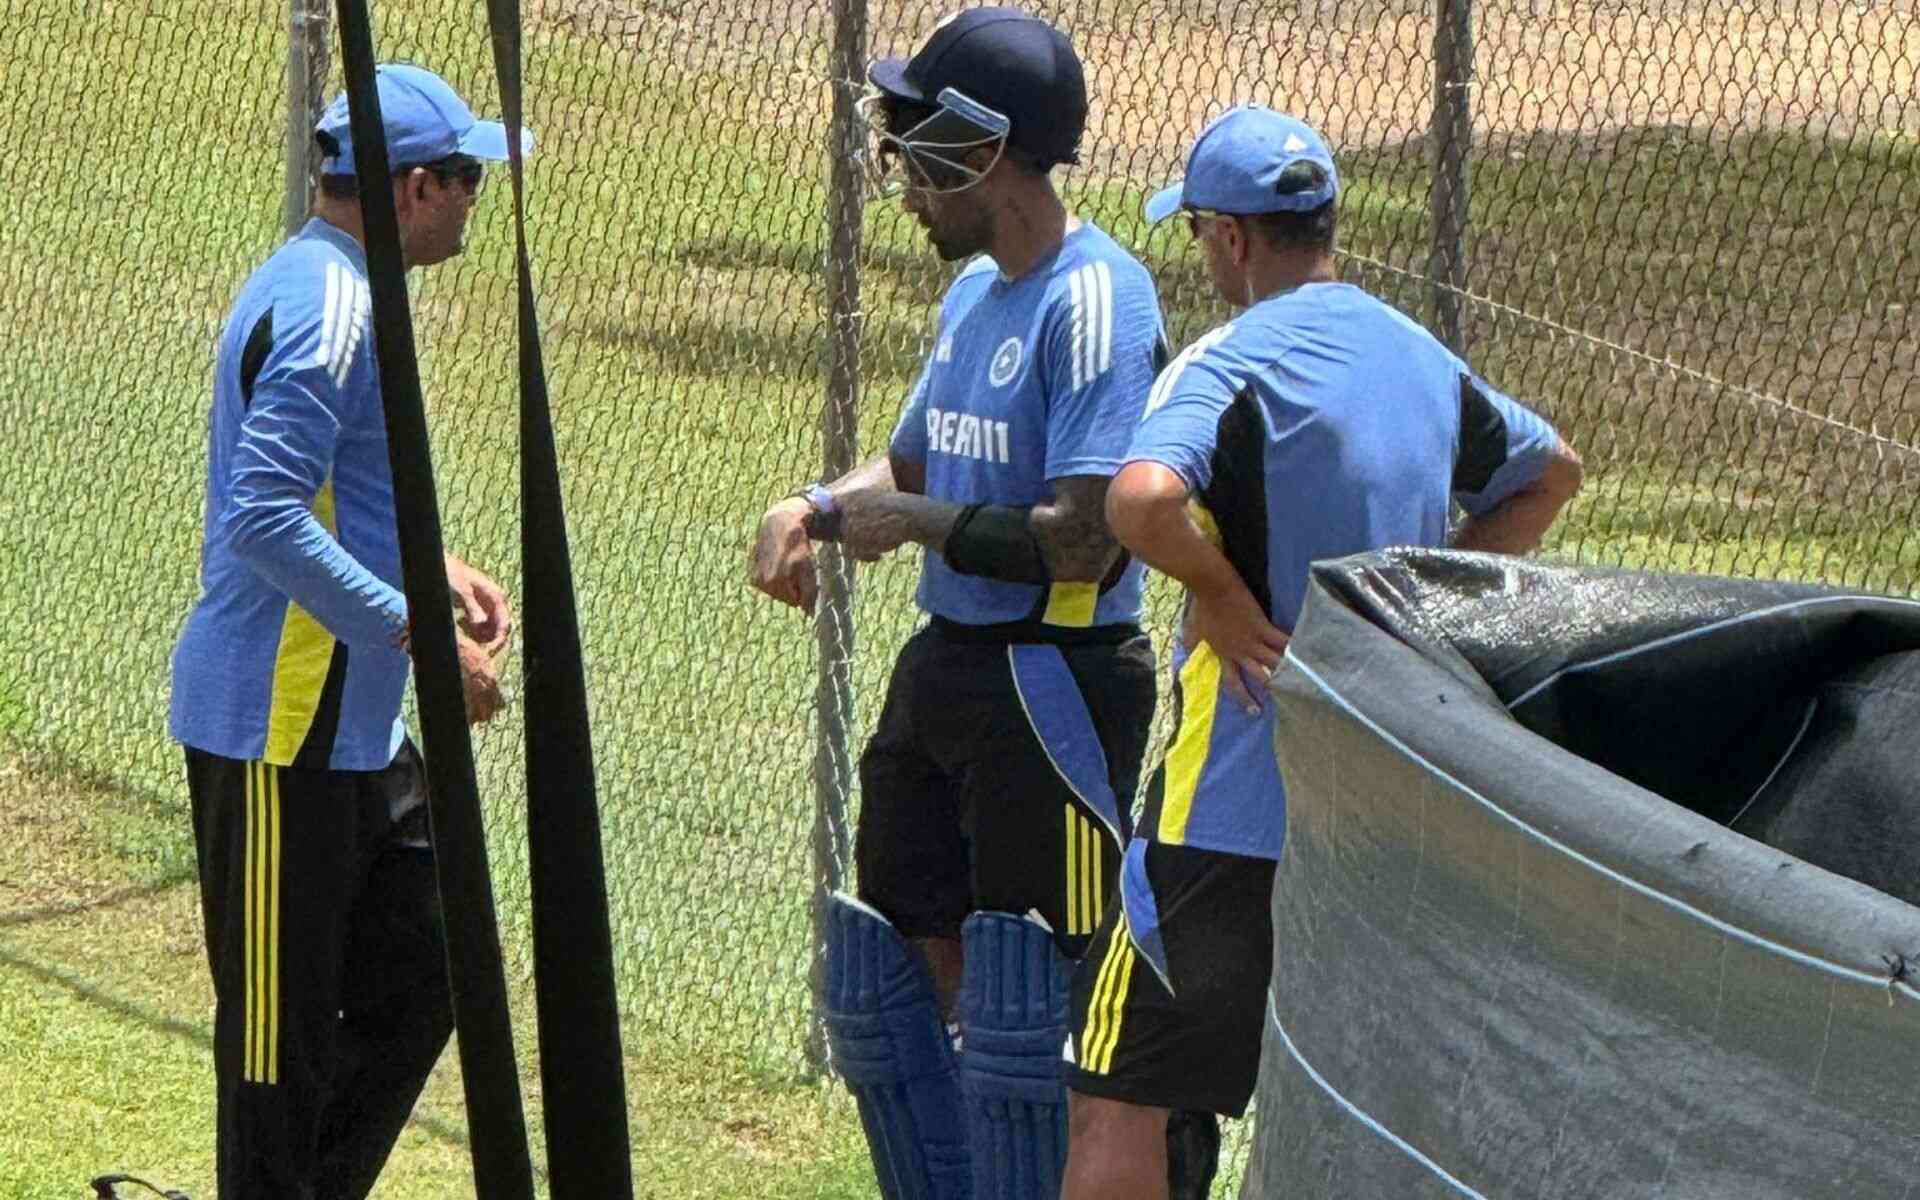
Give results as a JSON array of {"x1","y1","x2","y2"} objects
[{"x1": 1243, "y1": 549, "x2": 1920, "y2": 1199}]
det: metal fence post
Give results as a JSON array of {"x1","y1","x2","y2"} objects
[
  {"x1": 1430, "y1": 0, "x2": 1473, "y2": 355},
  {"x1": 285, "y1": 0, "x2": 331, "y2": 237},
  {"x1": 808, "y1": 0, "x2": 868, "y2": 1075}
]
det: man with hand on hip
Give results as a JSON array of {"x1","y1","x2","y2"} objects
[{"x1": 1060, "y1": 104, "x2": 1584, "y2": 1199}]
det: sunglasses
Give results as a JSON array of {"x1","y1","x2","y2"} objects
[
  {"x1": 409, "y1": 155, "x2": 486, "y2": 195},
  {"x1": 1184, "y1": 208, "x2": 1229, "y2": 239}
]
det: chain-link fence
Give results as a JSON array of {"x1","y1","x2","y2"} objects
[{"x1": 2, "y1": 0, "x2": 1915, "y2": 1192}]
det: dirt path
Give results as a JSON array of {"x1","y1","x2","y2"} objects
[{"x1": 531, "y1": 0, "x2": 1920, "y2": 174}]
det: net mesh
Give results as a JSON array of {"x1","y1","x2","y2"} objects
[{"x1": 1, "y1": 0, "x2": 1914, "y2": 1192}]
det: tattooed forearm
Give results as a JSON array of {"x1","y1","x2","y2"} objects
[{"x1": 1030, "y1": 475, "x2": 1123, "y2": 582}]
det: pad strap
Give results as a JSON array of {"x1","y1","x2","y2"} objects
[{"x1": 943, "y1": 505, "x2": 1050, "y2": 584}]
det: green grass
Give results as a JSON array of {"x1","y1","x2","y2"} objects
[
  {"x1": 0, "y1": 0, "x2": 1914, "y2": 1195},
  {"x1": 0, "y1": 752, "x2": 877, "y2": 1199},
  {"x1": 0, "y1": 678, "x2": 24, "y2": 740}
]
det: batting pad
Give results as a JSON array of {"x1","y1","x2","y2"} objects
[
  {"x1": 958, "y1": 910, "x2": 1071, "y2": 1200},
  {"x1": 823, "y1": 893, "x2": 971, "y2": 1200}
]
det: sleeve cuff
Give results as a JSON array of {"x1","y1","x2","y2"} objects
[
  {"x1": 1044, "y1": 454, "x2": 1125, "y2": 480},
  {"x1": 1456, "y1": 441, "x2": 1559, "y2": 516},
  {"x1": 1121, "y1": 451, "x2": 1207, "y2": 495}
]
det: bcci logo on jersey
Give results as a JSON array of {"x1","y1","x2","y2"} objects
[{"x1": 989, "y1": 337, "x2": 1023, "y2": 387}]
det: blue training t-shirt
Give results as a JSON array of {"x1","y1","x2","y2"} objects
[
  {"x1": 1131, "y1": 281, "x2": 1563, "y2": 862},
  {"x1": 170, "y1": 218, "x2": 412, "y2": 772},
  {"x1": 889, "y1": 223, "x2": 1165, "y2": 629}
]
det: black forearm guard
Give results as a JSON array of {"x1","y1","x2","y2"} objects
[{"x1": 942, "y1": 504, "x2": 1051, "y2": 585}]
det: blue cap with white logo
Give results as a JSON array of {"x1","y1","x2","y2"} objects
[
  {"x1": 1144, "y1": 105, "x2": 1338, "y2": 223},
  {"x1": 314, "y1": 63, "x2": 533, "y2": 176}
]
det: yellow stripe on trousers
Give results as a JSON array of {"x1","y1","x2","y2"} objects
[
  {"x1": 243, "y1": 763, "x2": 256, "y2": 1083},
  {"x1": 245, "y1": 762, "x2": 282, "y2": 1085},
  {"x1": 266, "y1": 763, "x2": 281, "y2": 1085},
  {"x1": 1080, "y1": 913, "x2": 1137, "y2": 1075}
]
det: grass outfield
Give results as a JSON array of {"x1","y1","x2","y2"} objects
[
  {"x1": 0, "y1": 0, "x2": 1914, "y2": 1196},
  {"x1": 0, "y1": 753, "x2": 876, "y2": 1199}
]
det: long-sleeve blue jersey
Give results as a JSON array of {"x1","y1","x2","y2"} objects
[{"x1": 170, "y1": 218, "x2": 410, "y2": 771}]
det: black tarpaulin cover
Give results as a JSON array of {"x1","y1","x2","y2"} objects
[{"x1": 1242, "y1": 549, "x2": 1920, "y2": 1199}]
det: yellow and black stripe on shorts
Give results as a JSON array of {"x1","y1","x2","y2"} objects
[
  {"x1": 1062, "y1": 802, "x2": 1109, "y2": 938},
  {"x1": 1074, "y1": 908, "x2": 1142, "y2": 1077}
]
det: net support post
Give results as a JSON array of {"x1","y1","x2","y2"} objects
[
  {"x1": 284, "y1": 0, "x2": 331, "y2": 238},
  {"x1": 808, "y1": 0, "x2": 868, "y2": 1076},
  {"x1": 1429, "y1": 0, "x2": 1473, "y2": 355}
]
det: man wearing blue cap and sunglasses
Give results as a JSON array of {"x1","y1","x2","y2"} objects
[
  {"x1": 1059, "y1": 105, "x2": 1585, "y2": 1197},
  {"x1": 748, "y1": 8, "x2": 1189, "y2": 1199},
  {"x1": 169, "y1": 62, "x2": 530, "y2": 1199}
]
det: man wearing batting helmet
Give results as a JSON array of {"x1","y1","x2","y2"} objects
[
  {"x1": 1059, "y1": 104, "x2": 1585, "y2": 1198},
  {"x1": 748, "y1": 9, "x2": 1174, "y2": 1197},
  {"x1": 168, "y1": 63, "x2": 527, "y2": 1199}
]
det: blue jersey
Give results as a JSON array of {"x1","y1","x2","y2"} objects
[
  {"x1": 889, "y1": 223, "x2": 1164, "y2": 629},
  {"x1": 170, "y1": 218, "x2": 411, "y2": 771},
  {"x1": 1131, "y1": 281, "x2": 1562, "y2": 862}
]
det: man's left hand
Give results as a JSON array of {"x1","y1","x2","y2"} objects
[{"x1": 446, "y1": 555, "x2": 514, "y2": 655}]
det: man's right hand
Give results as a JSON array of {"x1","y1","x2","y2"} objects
[
  {"x1": 749, "y1": 497, "x2": 819, "y2": 612},
  {"x1": 457, "y1": 631, "x2": 505, "y2": 725},
  {"x1": 1186, "y1": 580, "x2": 1291, "y2": 717}
]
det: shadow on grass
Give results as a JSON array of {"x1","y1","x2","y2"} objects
[
  {"x1": 0, "y1": 875, "x2": 194, "y2": 931},
  {"x1": 0, "y1": 932, "x2": 479, "y2": 1159},
  {"x1": 0, "y1": 939, "x2": 212, "y2": 1050}
]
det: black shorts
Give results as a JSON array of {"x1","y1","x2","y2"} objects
[
  {"x1": 855, "y1": 619, "x2": 1156, "y2": 959},
  {"x1": 1064, "y1": 838, "x2": 1276, "y2": 1117}
]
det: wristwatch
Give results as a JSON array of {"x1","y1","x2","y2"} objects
[{"x1": 798, "y1": 483, "x2": 843, "y2": 542}]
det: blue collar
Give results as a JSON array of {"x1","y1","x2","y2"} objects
[{"x1": 302, "y1": 216, "x2": 371, "y2": 272}]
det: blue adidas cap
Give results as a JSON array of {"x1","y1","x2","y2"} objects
[
  {"x1": 1145, "y1": 105, "x2": 1338, "y2": 223},
  {"x1": 314, "y1": 63, "x2": 533, "y2": 176},
  {"x1": 868, "y1": 7, "x2": 1087, "y2": 167}
]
